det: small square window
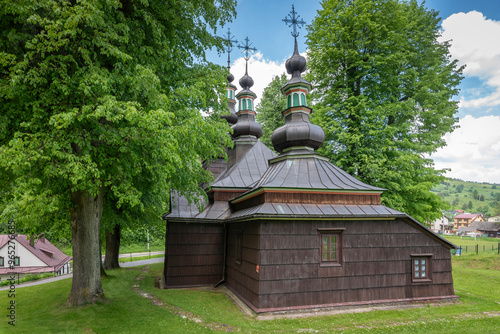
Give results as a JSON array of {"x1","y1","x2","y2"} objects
[
  {"x1": 412, "y1": 255, "x2": 432, "y2": 282},
  {"x1": 318, "y1": 229, "x2": 343, "y2": 266}
]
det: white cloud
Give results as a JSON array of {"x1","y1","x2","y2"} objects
[
  {"x1": 230, "y1": 52, "x2": 287, "y2": 106},
  {"x1": 432, "y1": 115, "x2": 500, "y2": 183},
  {"x1": 441, "y1": 11, "x2": 500, "y2": 109}
]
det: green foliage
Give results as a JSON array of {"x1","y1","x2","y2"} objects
[
  {"x1": 432, "y1": 179, "x2": 500, "y2": 216},
  {"x1": 255, "y1": 73, "x2": 288, "y2": 149},
  {"x1": 306, "y1": 0, "x2": 464, "y2": 223},
  {"x1": 0, "y1": 273, "x2": 54, "y2": 287},
  {"x1": 0, "y1": 0, "x2": 236, "y2": 233}
]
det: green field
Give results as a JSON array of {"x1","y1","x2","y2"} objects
[
  {"x1": 431, "y1": 178, "x2": 500, "y2": 216},
  {"x1": 1, "y1": 250, "x2": 499, "y2": 333}
]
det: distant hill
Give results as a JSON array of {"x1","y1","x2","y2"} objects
[{"x1": 431, "y1": 179, "x2": 500, "y2": 217}]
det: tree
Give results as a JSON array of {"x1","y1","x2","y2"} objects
[
  {"x1": 0, "y1": 0, "x2": 235, "y2": 305},
  {"x1": 306, "y1": 0, "x2": 464, "y2": 222},
  {"x1": 256, "y1": 74, "x2": 288, "y2": 149}
]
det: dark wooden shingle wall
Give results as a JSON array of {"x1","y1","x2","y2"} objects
[
  {"x1": 226, "y1": 219, "x2": 455, "y2": 312},
  {"x1": 164, "y1": 222, "x2": 224, "y2": 287}
]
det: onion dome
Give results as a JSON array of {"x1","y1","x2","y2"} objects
[
  {"x1": 222, "y1": 71, "x2": 238, "y2": 125},
  {"x1": 232, "y1": 62, "x2": 262, "y2": 139},
  {"x1": 285, "y1": 40, "x2": 307, "y2": 79},
  {"x1": 271, "y1": 8, "x2": 324, "y2": 154},
  {"x1": 232, "y1": 37, "x2": 262, "y2": 139},
  {"x1": 239, "y1": 70, "x2": 254, "y2": 91}
]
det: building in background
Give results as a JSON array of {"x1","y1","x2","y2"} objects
[{"x1": 0, "y1": 234, "x2": 72, "y2": 277}]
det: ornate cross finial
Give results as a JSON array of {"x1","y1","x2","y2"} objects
[
  {"x1": 283, "y1": 4, "x2": 306, "y2": 38},
  {"x1": 224, "y1": 28, "x2": 238, "y2": 71},
  {"x1": 238, "y1": 36, "x2": 257, "y2": 61}
]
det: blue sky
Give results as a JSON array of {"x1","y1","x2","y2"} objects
[{"x1": 210, "y1": 0, "x2": 500, "y2": 184}]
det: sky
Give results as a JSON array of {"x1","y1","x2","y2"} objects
[{"x1": 208, "y1": 0, "x2": 500, "y2": 185}]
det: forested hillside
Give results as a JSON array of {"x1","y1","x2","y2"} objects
[{"x1": 431, "y1": 179, "x2": 500, "y2": 217}]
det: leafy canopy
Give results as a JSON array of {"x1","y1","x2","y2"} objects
[
  {"x1": 255, "y1": 73, "x2": 288, "y2": 149},
  {"x1": 0, "y1": 0, "x2": 236, "y2": 232},
  {"x1": 307, "y1": 0, "x2": 464, "y2": 222}
]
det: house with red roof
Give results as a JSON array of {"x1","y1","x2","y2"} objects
[
  {"x1": 0, "y1": 234, "x2": 72, "y2": 276},
  {"x1": 453, "y1": 213, "x2": 485, "y2": 231}
]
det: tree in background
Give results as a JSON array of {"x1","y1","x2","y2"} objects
[
  {"x1": 307, "y1": 0, "x2": 464, "y2": 222},
  {"x1": 256, "y1": 74, "x2": 288, "y2": 149},
  {"x1": 0, "y1": 0, "x2": 235, "y2": 305}
]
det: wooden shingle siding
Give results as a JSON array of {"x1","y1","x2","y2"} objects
[
  {"x1": 225, "y1": 222, "x2": 261, "y2": 307},
  {"x1": 224, "y1": 218, "x2": 455, "y2": 311},
  {"x1": 164, "y1": 222, "x2": 224, "y2": 288},
  {"x1": 232, "y1": 192, "x2": 381, "y2": 212}
]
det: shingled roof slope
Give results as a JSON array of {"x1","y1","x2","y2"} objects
[
  {"x1": 250, "y1": 155, "x2": 385, "y2": 191},
  {"x1": 211, "y1": 141, "x2": 277, "y2": 188}
]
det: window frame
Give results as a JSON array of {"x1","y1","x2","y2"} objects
[
  {"x1": 14, "y1": 256, "x2": 20, "y2": 266},
  {"x1": 318, "y1": 228, "x2": 344, "y2": 267},
  {"x1": 0, "y1": 256, "x2": 3, "y2": 266},
  {"x1": 411, "y1": 254, "x2": 432, "y2": 283}
]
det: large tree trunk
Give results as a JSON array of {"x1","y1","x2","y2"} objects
[
  {"x1": 67, "y1": 189, "x2": 106, "y2": 306},
  {"x1": 103, "y1": 224, "x2": 121, "y2": 270}
]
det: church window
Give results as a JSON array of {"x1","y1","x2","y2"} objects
[
  {"x1": 242, "y1": 99, "x2": 247, "y2": 110},
  {"x1": 318, "y1": 229, "x2": 343, "y2": 266},
  {"x1": 287, "y1": 95, "x2": 291, "y2": 108},
  {"x1": 412, "y1": 255, "x2": 432, "y2": 282},
  {"x1": 301, "y1": 93, "x2": 306, "y2": 106},
  {"x1": 293, "y1": 93, "x2": 299, "y2": 106}
]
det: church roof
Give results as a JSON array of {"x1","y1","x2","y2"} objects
[
  {"x1": 212, "y1": 141, "x2": 277, "y2": 189},
  {"x1": 250, "y1": 154, "x2": 384, "y2": 192},
  {"x1": 227, "y1": 203, "x2": 404, "y2": 220}
]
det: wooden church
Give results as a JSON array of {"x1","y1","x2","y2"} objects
[{"x1": 162, "y1": 10, "x2": 457, "y2": 313}]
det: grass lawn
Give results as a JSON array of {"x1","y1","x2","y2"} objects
[
  {"x1": 443, "y1": 235, "x2": 500, "y2": 255},
  {"x1": 1, "y1": 253, "x2": 499, "y2": 333}
]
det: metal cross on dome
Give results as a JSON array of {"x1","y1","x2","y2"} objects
[
  {"x1": 224, "y1": 28, "x2": 238, "y2": 70},
  {"x1": 238, "y1": 36, "x2": 257, "y2": 61},
  {"x1": 283, "y1": 4, "x2": 306, "y2": 38}
]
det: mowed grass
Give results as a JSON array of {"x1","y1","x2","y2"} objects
[
  {"x1": 141, "y1": 261, "x2": 500, "y2": 333},
  {"x1": 0, "y1": 268, "x2": 213, "y2": 333},
  {"x1": 1, "y1": 254, "x2": 499, "y2": 333},
  {"x1": 444, "y1": 235, "x2": 500, "y2": 247}
]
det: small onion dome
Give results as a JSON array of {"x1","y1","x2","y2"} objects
[
  {"x1": 221, "y1": 109, "x2": 238, "y2": 125},
  {"x1": 271, "y1": 112, "x2": 324, "y2": 153},
  {"x1": 285, "y1": 39, "x2": 307, "y2": 78},
  {"x1": 232, "y1": 114, "x2": 263, "y2": 138},
  {"x1": 239, "y1": 72, "x2": 254, "y2": 90},
  {"x1": 227, "y1": 72, "x2": 235, "y2": 83}
]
